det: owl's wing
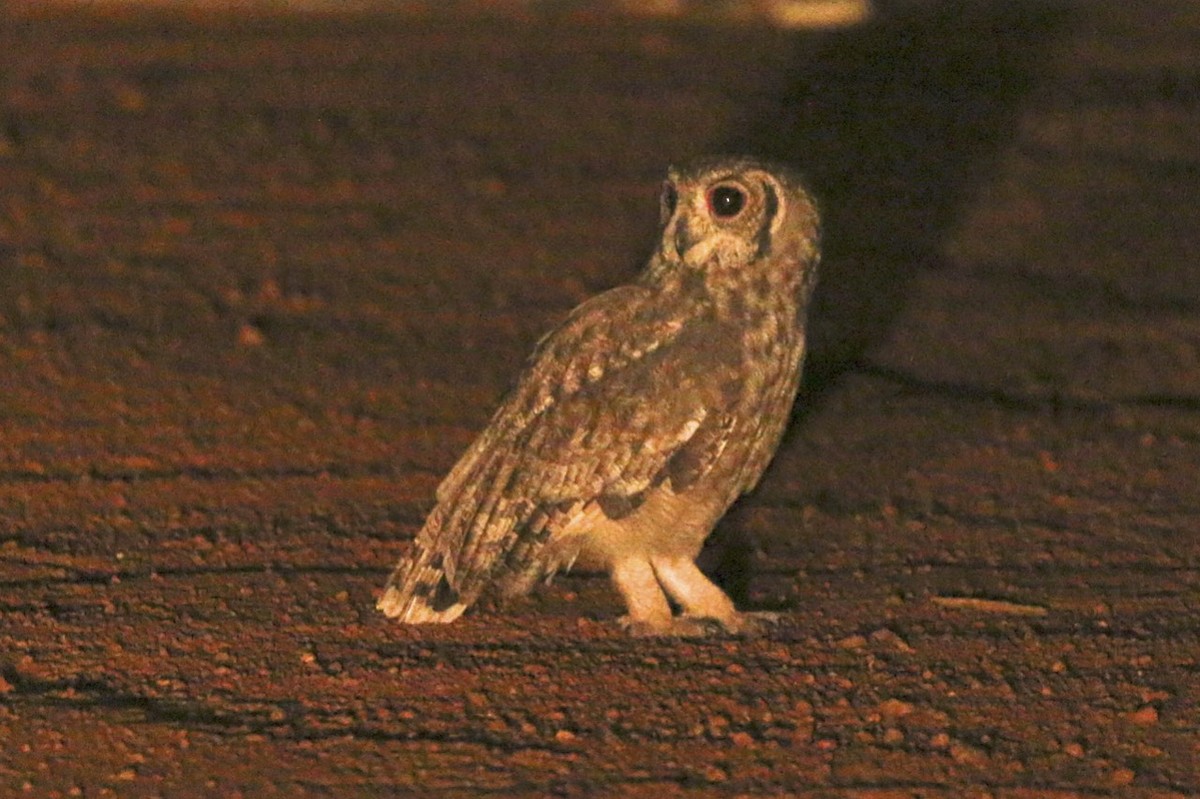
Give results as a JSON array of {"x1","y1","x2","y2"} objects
[{"x1": 383, "y1": 283, "x2": 745, "y2": 618}]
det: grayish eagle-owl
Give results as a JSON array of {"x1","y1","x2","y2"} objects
[{"x1": 379, "y1": 155, "x2": 821, "y2": 635}]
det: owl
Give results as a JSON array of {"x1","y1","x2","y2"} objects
[{"x1": 378, "y1": 156, "x2": 821, "y2": 635}]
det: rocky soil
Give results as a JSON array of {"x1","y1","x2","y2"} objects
[{"x1": 1, "y1": 1, "x2": 1197, "y2": 796}]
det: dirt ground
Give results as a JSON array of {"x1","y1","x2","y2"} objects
[{"x1": 1, "y1": 1, "x2": 1198, "y2": 796}]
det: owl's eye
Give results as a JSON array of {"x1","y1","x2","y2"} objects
[
  {"x1": 661, "y1": 182, "x2": 678, "y2": 218},
  {"x1": 707, "y1": 185, "x2": 746, "y2": 218}
]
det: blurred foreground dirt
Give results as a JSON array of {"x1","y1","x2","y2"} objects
[{"x1": 0, "y1": 1, "x2": 1198, "y2": 796}]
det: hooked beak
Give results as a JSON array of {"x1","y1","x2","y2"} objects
[
  {"x1": 669, "y1": 216, "x2": 699, "y2": 262},
  {"x1": 673, "y1": 217, "x2": 690, "y2": 260}
]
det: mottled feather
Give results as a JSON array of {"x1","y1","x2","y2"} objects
[{"x1": 394, "y1": 282, "x2": 745, "y2": 613}]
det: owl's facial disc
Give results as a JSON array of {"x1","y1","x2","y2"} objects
[
  {"x1": 673, "y1": 177, "x2": 758, "y2": 266},
  {"x1": 659, "y1": 167, "x2": 786, "y2": 268}
]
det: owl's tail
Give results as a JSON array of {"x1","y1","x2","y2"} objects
[{"x1": 377, "y1": 544, "x2": 468, "y2": 624}]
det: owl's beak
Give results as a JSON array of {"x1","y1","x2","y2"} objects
[{"x1": 672, "y1": 218, "x2": 696, "y2": 261}]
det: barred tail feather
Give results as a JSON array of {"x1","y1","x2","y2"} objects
[{"x1": 376, "y1": 545, "x2": 468, "y2": 624}]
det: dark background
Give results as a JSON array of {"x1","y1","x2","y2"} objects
[{"x1": 1, "y1": 1, "x2": 1197, "y2": 795}]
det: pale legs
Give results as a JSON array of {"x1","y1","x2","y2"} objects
[{"x1": 610, "y1": 555, "x2": 778, "y2": 636}]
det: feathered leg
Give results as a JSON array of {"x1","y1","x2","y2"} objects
[
  {"x1": 650, "y1": 556, "x2": 779, "y2": 635},
  {"x1": 610, "y1": 558, "x2": 673, "y2": 634}
]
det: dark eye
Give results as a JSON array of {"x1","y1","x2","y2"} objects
[
  {"x1": 660, "y1": 182, "x2": 678, "y2": 220},
  {"x1": 707, "y1": 184, "x2": 745, "y2": 218}
]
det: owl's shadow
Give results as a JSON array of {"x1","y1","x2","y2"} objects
[{"x1": 704, "y1": 0, "x2": 1070, "y2": 603}]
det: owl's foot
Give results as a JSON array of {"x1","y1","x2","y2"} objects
[
  {"x1": 618, "y1": 614, "x2": 721, "y2": 637},
  {"x1": 713, "y1": 610, "x2": 783, "y2": 636},
  {"x1": 611, "y1": 557, "x2": 783, "y2": 637},
  {"x1": 617, "y1": 611, "x2": 782, "y2": 638}
]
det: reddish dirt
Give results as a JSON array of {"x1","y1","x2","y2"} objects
[{"x1": 1, "y1": 2, "x2": 1198, "y2": 796}]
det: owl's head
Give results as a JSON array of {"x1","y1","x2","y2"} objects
[{"x1": 657, "y1": 156, "x2": 819, "y2": 274}]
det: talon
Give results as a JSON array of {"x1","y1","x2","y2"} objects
[
  {"x1": 616, "y1": 613, "x2": 784, "y2": 638},
  {"x1": 617, "y1": 615, "x2": 722, "y2": 637},
  {"x1": 721, "y1": 610, "x2": 784, "y2": 637},
  {"x1": 674, "y1": 611, "x2": 783, "y2": 637}
]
